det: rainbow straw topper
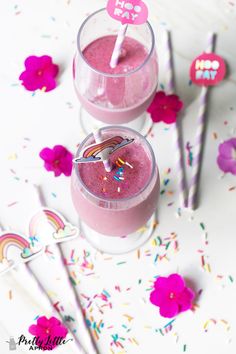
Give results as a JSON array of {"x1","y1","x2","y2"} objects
[
  {"x1": 0, "y1": 232, "x2": 43, "y2": 275},
  {"x1": 73, "y1": 135, "x2": 134, "y2": 164},
  {"x1": 29, "y1": 208, "x2": 79, "y2": 243},
  {"x1": 0, "y1": 208, "x2": 79, "y2": 275}
]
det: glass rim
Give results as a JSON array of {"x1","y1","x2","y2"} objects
[
  {"x1": 77, "y1": 8, "x2": 155, "y2": 79},
  {"x1": 74, "y1": 126, "x2": 157, "y2": 204}
]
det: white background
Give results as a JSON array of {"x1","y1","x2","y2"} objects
[{"x1": 0, "y1": 0, "x2": 236, "y2": 353}]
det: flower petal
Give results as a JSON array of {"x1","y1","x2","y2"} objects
[
  {"x1": 39, "y1": 148, "x2": 55, "y2": 162},
  {"x1": 24, "y1": 56, "x2": 42, "y2": 70},
  {"x1": 147, "y1": 91, "x2": 167, "y2": 114},
  {"x1": 150, "y1": 288, "x2": 169, "y2": 307},
  {"x1": 28, "y1": 324, "x2": 39, "y2": 336},
  {"x1": 59, "y1": 158, "x2": 72, "y2": 176},
  {"x1": 19, "y1": 71, "x2": 46, "y2": 91},
  {"x1": 44, "y1": 63, "x2": 59, "y2": 78},
  {"x1": 178, "y1": 287, "x2": 195, "y2": 312},
  {"x1": 48, "y1": 316, "x2": 61, "y2": 328},
  {"x1": 37, "y1": 316, "x2": 50, "y2": 329},
  {"x1": 219, "y1": 141, "x2": 234, "y2": 159},
  {"x1": 167, "y1": 95, "x2": 183, "y2": 112},
  {"x1": 167, "y1": 274, "x2": 185, "y2": 293},
  {"x1": 217, "y1": 156, "x2": 236, "y2": 173},
  {"x1": 53, "y1": 145, "x2": 67, "y2": 158},
  {"x1": 159, "y1": 299, "x2": 179, "y2": 318},
  {"x1": 50, "y1": 324, "x2": 68, "y2": 338},
  {"x1": 163, "y1": 108, "x2": 177, "y2": 124},
  {"x1": 154, "y1": 276, "x2": 168, "y2": 290},
  {"x1": 150, "y1": 107, "x2": 168, "y2": 123}
]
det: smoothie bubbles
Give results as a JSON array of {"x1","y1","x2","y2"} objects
[
  {"x1": 71, "y1": 127, "x2": 160, "y2": 254},
  {"x1": 73, "y1": 2, "x2": 158, "y2": 133}
]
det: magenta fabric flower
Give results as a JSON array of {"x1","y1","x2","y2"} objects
[
  {"x1": 39, "y1": 145, "x2": 73, "y2": 177},
  {"x1": 217, "y1": 138, "x2": 236, "y2": 175},
  {"x1": 28, "y1": 316, "x2": 68, "y2": 350},
  {"x1": 19, "y1": 55, "x2": 59, "y2": 92},
  {"x1": 150, "y1": 274, "x2": 195, "y2": 318},
  {"x1": 147, "y1": 91, "x2": 183, "y2": 124}
]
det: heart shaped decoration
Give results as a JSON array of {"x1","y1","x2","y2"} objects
[
  {"x1": 107, "y1": 0, "x2": 148, "y2": 25},
  {"x1": 190, "y1": 52, "x2": 226, "y2": 87}
]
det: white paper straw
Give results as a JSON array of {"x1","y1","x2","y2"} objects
[
  {"x1": 164, "y1": 29, "x2": 188, "y2": 208},
  {"x1": 110, "y1": 23, "x2": 128, "y2": 68},
  {"x1": 31, "y1": 185, "x2": 98, "y2": 354},
  {"x1": 188, "y1": 32, "x2": 216, "y2": 210},
  {"x1": 94, "y1": 129, "x2": 112, "y2": 172}
]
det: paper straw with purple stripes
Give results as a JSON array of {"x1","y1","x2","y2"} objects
[
  {"x1": 110, "y1": 24, "x2": 128, "y2": 68},
  {"x1": 188, "y1": 33, "x2": 216, "y2": 210},
  {"x1": 30, "y1": 185, "x2": 97, "y2": 354},
  {"x1": 164, "y1": 29, "x2": 188, "y2": 208},
  {"x1": 94, "y1": 129, "x2": 113, "y2": 172}
]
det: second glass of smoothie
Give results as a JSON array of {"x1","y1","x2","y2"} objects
[
  {"x1": 73, "y1": 8, "x2": 158, "y2": 134},
  {"x1": 71, "y1": 126, "x2": 160, "y2": 254}
]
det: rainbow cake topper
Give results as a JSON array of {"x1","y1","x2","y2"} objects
[
  {"x1": 0, "y1": 232, "x2": 43, "y2": 275},
  {"x1": 73, "y1": 135, "x2": 134, "y2": 164},
  {"x1": 29, "y1": 208, "x2": 79, "y2": 244}
]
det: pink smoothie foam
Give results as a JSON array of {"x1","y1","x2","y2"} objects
[
  {"x1": 74, "y1": 35, "x2": 158, "y2": 123},
  {"x1": 83, "y1": 35, "x2": 148, "y2": 75},
  {"x1": 78, "y1": 140, "x2": 152, "y2": 200},
  {"x1": 71, "y1": 129, "x2": 160, "y2": 236}
]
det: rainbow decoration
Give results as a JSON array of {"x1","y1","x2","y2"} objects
[
  {"x1": 0, "y1": 232, "x2": 42, "y2": 274},
  {"x1": 73, "y1": 135, "x2": 134, "y2": 164},
  {"x1": 29, "y1": 208, "x2": 78, "y2": 242},
  {"x1": 0, "y1": 233, "x2": 30, "y2": 262}
]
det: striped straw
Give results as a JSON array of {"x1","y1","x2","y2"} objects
[
  {"x1": 94, "y1": 129, "x2": 113, "y2": 172},
  {"x1": 30, "y1": 185, "x2": 96, "y2": 354},
  {"x1": 110, "y1": 24, "x2": 128, "y2": 68},
  {"x1": 188, "y1": 33, "x2": 216, "y2": 210},
  {"x1": 164, "y1": 29, "x2": 188, "y2": 208}
]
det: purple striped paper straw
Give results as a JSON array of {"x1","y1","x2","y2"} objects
[
  {"x1": 110, "y1": 24, "x2": 128, "y2": 68},
  {"x1": 188, "y1": 32, "x2": 216, "y2": 210},
  {"x1": 164, "y1": 29, "x2": 188, "y2": 208},
  {"x1": 28, "y1": 185, "x2": 98, "y2": 354},
  {"x1": 94, "y1": 129, "x2": 113, "y2": 172}
]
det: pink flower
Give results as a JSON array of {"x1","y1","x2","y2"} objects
[
  {"x1": 217, "y1": 138, "x2": 236, "y2": 175},
  {"x1": 28, "y1": 316, "x2": 68, "y2": 351},
  {"x1": 150, "y1": 274, "x2": 195, "y2": 318},
  {"x1": 147, "y1": 91, "x2": 183, "y2": 124},
  {"x1": 39, "y1": 145, "x2": 73, "y2": 177},
  {"x1": 19, "y1": 55, "x2": 59, "y2": 92}
]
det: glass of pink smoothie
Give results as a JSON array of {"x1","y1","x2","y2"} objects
[
  {"x1": 73, "y1": 8, "x2": 158, "y2": 134},
  {"x1": 71, "y1": 126, "x2": 160, "y2": 254}
]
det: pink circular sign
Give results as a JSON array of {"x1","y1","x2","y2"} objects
[
  {"x1": 190, "y1": 53, "x2": 226, "y2": 87},
  {"x1": 107, "y1": 0, "x2": 149, "y2": 25}
]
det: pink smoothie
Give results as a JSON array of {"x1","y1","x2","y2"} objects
[
  {"x1": 71, "y1": 128, "x2": 160, "y2": 236},
  {"x1": 74, "y1": 35, "x2": 158, "y2": 124},
  {"x1": 78, "y1": 140, "x2": 152, "y2": 200},
  {"x1": 83, "y1": 35, "x2": 148, "y2": 75}
]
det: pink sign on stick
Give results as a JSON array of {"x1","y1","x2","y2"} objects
[
  {"x1": 107, "y1": 0, "x2": 149, "y2": 25},
  {"x1": 190, "y1": 53, "x2": 226, "y2": 87}
]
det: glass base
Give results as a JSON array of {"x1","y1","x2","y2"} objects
[
  {"x1": 79, "y1": 107, "x2": 153, "y2": 136},
  {"x1": 79, "y1": 212, "x2": 157, "y2": 255}
]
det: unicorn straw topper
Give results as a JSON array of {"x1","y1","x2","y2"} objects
[{"x1": 73, "y1": 135, "x2": 134, "y2": 164}]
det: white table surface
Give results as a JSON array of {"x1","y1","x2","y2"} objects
[{"x1": 0, "y1": 0, "x2": 236, "y2": 353}]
